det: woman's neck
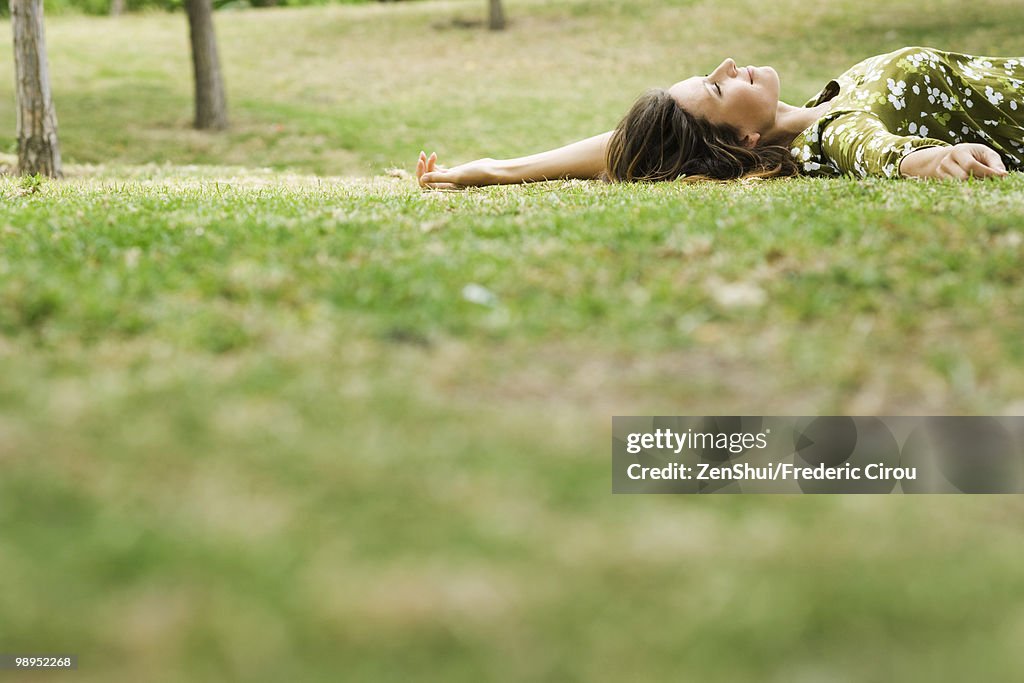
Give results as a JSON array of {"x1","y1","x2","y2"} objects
[{"x1": 763, "y1": 101, "x2": 833, "y2": 147}]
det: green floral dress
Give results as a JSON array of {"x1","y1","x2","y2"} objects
[{"x1": 789, "y1": 47, "x2": 1024, "y2": 177}]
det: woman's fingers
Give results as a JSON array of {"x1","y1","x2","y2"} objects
[
  {"x1": 965, "y1": 158, "x2": 994, "y2": 178},
  {"x1": 420, "y1": 170, "x2": 463, "y2": 190},
  {"x1": 417, "y1": 152, "x2": 448, "y2": 187},
  {"x1": 948, "y1": 144, "x2": 1009, "y2": 179},
  {"x1": 417, "y1": 152, "x2": 443, "y2": 188},
  {"x1": 973, "y1": 146, "x2": 1008, "y2": 175},
  {"x1": 417, "y1": 151, "x2": 428, "y2": 184},
  {"x1": 960, "y1": 156, "x2": 1003, "y2": 179},
  {"x1": 941, "y1": 145, "x2": 1008, "y2": 180},
  {"x1": 417, "y1": 153, "x2": 474, "y2": 190},
  {"x1": 421, "y1": 170, "x2": 452, "y2": 185},
  {"x1": 946, "y1": 164, "x2": 968, "y2": 181}
]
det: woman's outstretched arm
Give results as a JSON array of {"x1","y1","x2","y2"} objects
[{"x1": 417, "y1": 131, "x2": 613, "y2": 189}]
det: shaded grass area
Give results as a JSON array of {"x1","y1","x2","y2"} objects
[{"x1": 2, "y1": 168, "x2": 1024, "y2": 680}]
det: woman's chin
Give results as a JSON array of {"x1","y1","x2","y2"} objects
[{"x1": 765, "y1": 66, "x2": 781, "y2": 96}]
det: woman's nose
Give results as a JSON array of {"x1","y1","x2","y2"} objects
[{"x1": 714, "y1": 58, "x2": 737, "y2": 78}]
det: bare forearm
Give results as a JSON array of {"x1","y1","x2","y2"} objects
[
  {"x1": 417, "y1": 132, "x2": 614, "y2": 189},
  {"x1": 494, "y1": 132, "x2": 613, "y2": 183}
]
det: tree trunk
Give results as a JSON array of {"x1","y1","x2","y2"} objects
[
  {"x1": 110, "y1": 0, "x2": 126, "y2": 16},
  {"x1": 185, "y1": 0, "x2": 228, "y2": 130},
  {"x1": 10, "y1": 0, "x2": 62, "y2": 178},
  {"x1": 488, "y1": 0, "x2": 505, "y2": 30}
]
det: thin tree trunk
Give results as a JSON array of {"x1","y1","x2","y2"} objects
[
  {"x1": 10, "y1": 0, "x2": 62, "y2": 178},
  {"x1": 110, "y1": 0, "x2": 126, "y2": 16},
  {"x1": 185, "y1": 0, "x2": 228, "y2": 130},
  {"x1": 488, "y1": 0, "x2": 505, "y2": 30}
]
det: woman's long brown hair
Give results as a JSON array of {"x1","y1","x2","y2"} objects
[{"x1": 605, "y1": 88, "x2": 801, "y2": 183}]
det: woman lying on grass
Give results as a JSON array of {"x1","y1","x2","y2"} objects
[{"x1": 416, "y1": 47, "x2": 1022, "y2": 187}]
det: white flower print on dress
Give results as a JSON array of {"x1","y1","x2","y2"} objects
[
  {"x1": 886, "y1": 78, "x2": 907, "y2": 110},
  {"x1": 984, "y1": 86, "x2": 1004, "y2": 105}
]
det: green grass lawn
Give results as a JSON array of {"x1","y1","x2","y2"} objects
[{"x1": 2, "y1": 0, "x2": 1024, "y2": 680}]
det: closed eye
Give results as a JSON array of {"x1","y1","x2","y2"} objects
[{"x1": 703, "y1": 75, "x2": 722, "y2": 97}]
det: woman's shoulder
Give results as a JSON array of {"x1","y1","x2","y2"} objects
[
  {"x1": 802, "y1": 47, "x2": 960, "y2": 107},
  {"x1": 839, "y1": 47, "x2": 971, "y2": 78},
  {"x1": 860, "y1": 46, "x2": 1001, "y2": 72},
  {"x1": 873, "y1": 46, "x2": 966, "y2": 61},
  {"x1": 818, "y1": 47, "x2": 982, "y2": 104}
]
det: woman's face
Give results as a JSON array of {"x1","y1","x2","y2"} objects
[{"x1": 667, "y1": 58, "x2": 780, "y2": 146}]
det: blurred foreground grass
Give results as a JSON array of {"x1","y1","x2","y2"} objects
[
  {"x1": 1, "y1": 167, "x2": 1024, "y2": 681},
  {"x1": 1, "y1": 0, "x2": 1024, "y2": 680}
]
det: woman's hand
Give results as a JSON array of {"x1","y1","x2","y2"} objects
[
  {"x1": 416, "y1": 151, "x2": 501, "y2": 189},
  {"x1": 901, "y1": 143, "x2": 1009, "y2": 180}
]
